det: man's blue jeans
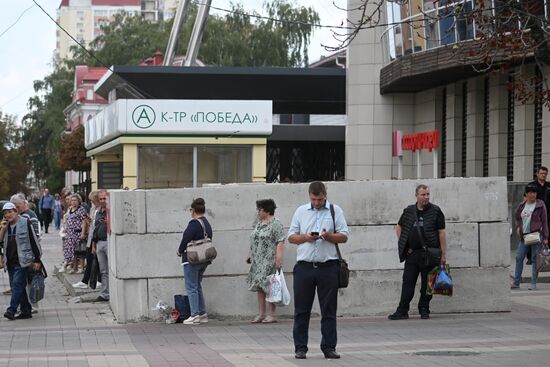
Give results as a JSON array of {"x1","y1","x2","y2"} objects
[
  {"x1": 514, "y1": 241, "x2": 542, "y2": 286},
  {"x1": 8, "y1": 266, "x2": 32, "y2": 315},
  {"x1": 183, "y1": 263, "x2": 208, "y2": 316}
]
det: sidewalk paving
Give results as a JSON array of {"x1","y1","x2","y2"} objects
[{"x1": 2, "y1": 232, "x2": 550, "y2": 367}]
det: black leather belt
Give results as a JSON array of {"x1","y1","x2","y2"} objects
[{"x1": 297, "y1": 260, "x2": 338, "y2": 268}]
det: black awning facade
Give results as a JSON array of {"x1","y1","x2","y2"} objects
[{"x1": 96, "y1": 66, "x2": 346, "y2": 115}]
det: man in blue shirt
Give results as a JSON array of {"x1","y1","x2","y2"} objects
[
  {"x1": 288, "y1": 181, "x2": 349, "y2": 360},
  {"x1": 38, "y1": 188, "x2": 54, "y2": 233}
]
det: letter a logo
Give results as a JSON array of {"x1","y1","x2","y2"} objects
[{"x1": 132, "y1": 105, "x2": 156, "y2": 129}]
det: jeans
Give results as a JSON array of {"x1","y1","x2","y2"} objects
[
  {"x1": 183, "y1": 262, "x2": 208, "y2": 316},
  {"x1": 514, "y1": 241, "x2": 542, "y2": 286},
  {"x1": 7, "y1": 266, "x2": 32, "y2": 315},
  {"x1": 396, "y1": 251, "x2": 434, "y2": 314},
  {"x1": 41, "y1": 209, "x2": 52, "y2": 233},
  {"x1": 54, "y1": 210, "x2": 61, "y2": 230},
  {"x1": 293, "y1": 261, "x2": 339, "y2": 353},
  {"x1": 96, "y1": 241, "x2": 109, "y2": 300}
]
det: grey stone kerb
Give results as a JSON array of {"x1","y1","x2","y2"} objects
[{"x1": 106, "y1": 178, "x2": 510, "y2": 323}]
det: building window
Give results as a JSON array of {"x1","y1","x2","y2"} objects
[
  {"x1": 279, "y1": 114, "x2": 310, "y2": 125},
  {"x1": 483, "y1": 78, "x2": 490, "y2": 177},
  {"x1": 441, "y1": 88, "x2": 447, "y2": 178},
  {"x1": 534, "y1": 68, "x2": 543, "y2": 177},
  {"x1": 98, "y1": 162, "x2": 123, "y2": 189},
  {"x1": 137, "y1": 145, "x2": 252, "y2": 189},
  {"x1": 507, "y1": 75, "x2": 515, "y2": 181},
  {"x1": 462, "y1": 82, "x2": 467, "y2": 177}
]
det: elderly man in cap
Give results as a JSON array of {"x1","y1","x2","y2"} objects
[{"x1": 0, "y1": 202, "x2": 42, "y2": 320}]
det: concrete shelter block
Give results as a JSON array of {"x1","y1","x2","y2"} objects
[
  {"x1": 109, "y1": 190, "x2": 146, "y2": 234},
  {"x1": 111, "y1": 277, "x2": 148, "y2": 323},
  {"x1": 480, "y1": 222, "x2": 511, "y2": 267}
]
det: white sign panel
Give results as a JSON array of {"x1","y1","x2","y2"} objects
[{"x1": 85, "y1": 99, "x2": 273, "y2": 149}]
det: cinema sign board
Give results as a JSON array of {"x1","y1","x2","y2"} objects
[
  {"x1": 392, "y1": 129, "x2": 440, "y2": 179},
  {"x1": 393, "y1": 130, "x2": 439, "y2": 156},
  {"x1": 85, "y1": 99, "x2": 273, "y2": 149}
]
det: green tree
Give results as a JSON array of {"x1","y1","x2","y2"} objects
[
  {"x1": 0, "y1": 112, "x2": 27, "y2": 197},
  {"x1": 71, "y1": 0, "x2": 319, "y2": 67}
]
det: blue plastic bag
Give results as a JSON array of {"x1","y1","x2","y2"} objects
[{"x1": 434, "y1": 267, "x2": 453, "y2": 290}]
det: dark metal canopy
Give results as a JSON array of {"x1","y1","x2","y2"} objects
[
  {"x1": 270, "y1": 125, "x2": 345, "y2": 142},
  {"x1": 95, "y1": 66, "x2": 346, "y2": 115}
]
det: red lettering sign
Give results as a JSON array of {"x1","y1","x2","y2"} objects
[{"x1": 401, "y1": 130, "x2": 439, "y2": 152}]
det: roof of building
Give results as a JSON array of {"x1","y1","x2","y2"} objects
[
  {"x1": 308, "y1": 50, "x2": 346, "y2": 68},
  {"x1": 95, "y1": 66, "x2": 346, "y2": 115}
]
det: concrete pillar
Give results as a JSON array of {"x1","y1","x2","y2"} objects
[
  {"x1": 123, "y1": 144, "x2": 138, "y2": 189},
  {"x1": 488, "y1": 74, "x2": 509, "y2": 177},
  {"x1": 513, "y1": 66, "x2": 536, "y2": 181},
  {"x1": 252, "y1": 143, "x2": 266, "y2": 182},
  {"x1": 444, "y1": 83, "x2": 464, "y2": 177},
  {"x1": 346, "y1": 0, "x2": 416, "y2": 180},
  {"x1": 541, "y1": 65, "x2": 550, "y2": 167},
  {"x1": 91, "y1": 157, "x2": 98, "y2": 191},
  {"x1": 466, "y1": 77, "x2": 485, "y2": 177}
]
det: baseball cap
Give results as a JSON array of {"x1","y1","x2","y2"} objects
[{"x1": 2, "y1": 202, "x2": 16, "y2": 211}]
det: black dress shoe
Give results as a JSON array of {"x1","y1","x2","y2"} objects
[
  {"x1": 4, "y1": 311, "x2": 15, "y2": 320},
  {"x1": 94, "y1": 296, "x2": 109, "y2": 302},
  {"x1": 15, "y1": 313, "x2": 32, "y2": 320},
  {"x1": 295, "y1": 351, "x2": 307, "y2": 359},
  {"x1": 388, "y1": 312, "x2": 409, "y2": 320},
  {"x1": 323, "y1": 350, "x2": 341, "y2": 359},
  {"x1": 420, "y1": 313, "x2": 430, "y2": 319}
]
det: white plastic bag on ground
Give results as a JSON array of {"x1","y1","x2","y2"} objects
[{"x1": 265, "y1": 269, "x2": 291, "y2": 306}]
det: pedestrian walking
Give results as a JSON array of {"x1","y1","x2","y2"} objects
[
  {"x1": 288, "y1": 181, "x2": 349, "y2": 360},
  {"x1": 38, "y1": 188, "x2": 55, "y2": 234},
  {"x1": 0, "y1": 202, "x2": 42, "y2": 320},
  {"x1": 526, "y1": 166, "x2": 550, "y2": 264},
  {"x1": 388, "y1": 184, "x2": 447, "y2": 321},
  {"x1": 246, "y1": 199, "x2": 285, "y2": 324},
  {"x1": 54, "y1": 194, "x2": 63, "y2": 231},
  {"x1": 91, "y1": 191, "x2": 109, "y2": 302},
  {"x1": 176, "y1": 198, "x2": 211, "y2": 325},
  {"x1": 512, "y1": 184, "x2": 549, "y2": 290}
]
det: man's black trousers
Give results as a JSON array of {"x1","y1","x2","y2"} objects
[
  {"x1": 293, "y1": 260, "x2": 339, "y2": 353},
  {"x1": 41, "y1": 209, "x2": 52, "y2": 232},
  {"x1": 396, "y1": 251, "x2": 434, "y2": 314}
]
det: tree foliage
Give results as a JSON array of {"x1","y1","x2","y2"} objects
[
  {"x1": 70, "y1": 0, "x2": 319, "y2": 67},
  {"x1": 58, "y1": 125, "x2": 90, "y2": 171},
  {"x1": 0, "y1": 112, "x2": 28, "y2": 198}
]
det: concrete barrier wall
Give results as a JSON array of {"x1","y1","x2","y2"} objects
[{"x1": 107, "y1": 178, "x2": 510, "y2": 322}]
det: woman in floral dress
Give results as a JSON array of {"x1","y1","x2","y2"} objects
[
  {"x1": 62, "y1": 194, "x2": 88, "y2": 274},
  {"x1": 246, "y1": 199, "x2": 285, "y2": 323}
]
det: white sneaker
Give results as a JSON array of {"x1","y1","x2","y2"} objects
[
  {"x1": 72, "y1": 281, "x2": 88, "y2": 289},
  {"x1": 97, "y1": 282, "x2": 102, "y2": 288},
  {"x1": 183, "y1": 315, "x2": 201, "y2": 325},
  {"x1": 199, "y1": 313, "x2": 208, "y2": 324},
  {"x1": 528, "y1": 284, "x2": 537, "y2": 290},
  {"x1": 58, "y1": 266, "x2": 66, "y2": 273}
]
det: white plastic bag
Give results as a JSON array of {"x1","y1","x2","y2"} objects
[{"x1": 265, "y1": 269, "x2": 291, "y2": 306}]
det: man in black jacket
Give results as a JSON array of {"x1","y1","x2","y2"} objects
[{"x1": 388, "y1": 184, "x2": 447, "y2": 320}]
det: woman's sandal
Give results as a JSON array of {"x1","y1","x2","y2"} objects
[
  {"x1": 262, "y1": 315, "x2": 277, "y2": 323},
  {"x1": 251, "y1": 315, "x2": 265, "y2": 323}
]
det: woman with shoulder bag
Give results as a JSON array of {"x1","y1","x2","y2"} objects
[
  {"x1": 61, "y1": 194, "x2": 88, "y2": 274},
  {"x1": 176, "y1": 198, "x2": 212, "y2": 325},
  {"x1": 512, "y1": 184, "x2": 549, "y2": 290}
]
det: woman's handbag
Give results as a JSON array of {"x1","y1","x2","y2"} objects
[
  {"x1": 75, "y1": 239, "x2": 87, "y2": 254},
  {"x1": 186, "y1": 218, "x2": 217, "y2": 265},
  {"x1": 524, "y1": 232, "x2": 541, "y2": 246},
  {"x1": 330, "y1": 204, "x2": 350, "y2": 288}
]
